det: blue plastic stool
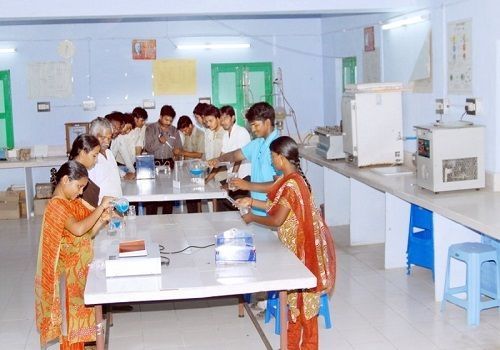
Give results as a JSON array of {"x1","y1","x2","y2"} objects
[
  {"x1": 242, "y1": 294, "x2": 252, "y2": 303},
  {"x1": 407, "y1": 204, "x2": 434, "y2": 279},
  {"x1": 441, "y1": 242, "x2": 500, "y2": 326},
  {"x1": 319, "y1": 293, "x2": 333, "y2": 329},
  {"x1": 265, "y1": 292, "x2": 333, "y2": 334},
  {"x1": 265, "y1": 291, "x2": 281, "y2": 335}
]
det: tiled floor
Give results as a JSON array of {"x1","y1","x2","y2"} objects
[{"x1": 1, "y1": 219, "x2": 498, "y2": 350}]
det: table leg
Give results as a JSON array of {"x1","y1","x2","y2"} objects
[
  {"x1": 138, "y1": 202, "x2": 145, "y2": 215},
  {"x1": 212, "y1": 198, "x2": 218, "y2": 212},
  {"x1": 95, "y1": 305, "x2": 105, "y2": 350},
  {"x1": 24, "y1": 167, "x2": 34, "y2": 218},
  {"x1": 238, "y1": 295, "x2": 245, "y2": 318},
  {"x1": 279, "y1": 291, "x2": 287, "y2": 349}
]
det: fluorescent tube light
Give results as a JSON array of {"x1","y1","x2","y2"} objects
[
  {"x1": 176, "y1": 43, "x2": 250, "y2": 50},
  {"x1": 382, "y1": 15, "x2": 428, "y2": 30},
  {"x1": 0, "y1": 48, "x2": 16, "y2": 54}
]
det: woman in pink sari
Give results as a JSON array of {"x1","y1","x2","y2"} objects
[{"x1": 238, "y1": 136, "x2": 336, "y2": 350}]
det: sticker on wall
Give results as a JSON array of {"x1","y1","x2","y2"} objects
[{"x1": 132, "y1": 39, "x2": 156, "y2": 60}]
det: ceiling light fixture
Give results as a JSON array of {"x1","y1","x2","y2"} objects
[
  {"x1": 176, "y1": 43, "x2": 250, "y2": 50},
  {"x1": 382, "y1": 15, "x2": 428, "y2": 30}
]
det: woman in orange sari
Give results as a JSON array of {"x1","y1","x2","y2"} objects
[
  {"x1": 35, "y1": 160, "x2": 113, "y2": 350},
  {"x1": 238, "y1": 136, "x2": 336, "y2": 350}
]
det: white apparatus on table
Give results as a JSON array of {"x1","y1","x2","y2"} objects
[
  {"x1": 314, "y1": 126, "x2": 344, "y2": 160},
  {"x1": 341, "y1": 83, "x2": 404, "y2": 167},
  {"x1": 415, "y1": 122, "x2": 485, "y2": 192}
]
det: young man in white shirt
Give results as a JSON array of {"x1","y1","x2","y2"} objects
[
  {"x1": 203, "y1": 105, "x2": 227, "y2": 183},
  {"x1": 220, "y1": 105, "x2": 251, "y2": 179},
  {"x1": 193, "y1": 102, "x2": 209, "y2": 132},
  {"x1": 131, "y1": 107, "x2": 148, "y2": 155},
  {"x1": 218, "y1": 105, "x2": 252, "y2": 210}
]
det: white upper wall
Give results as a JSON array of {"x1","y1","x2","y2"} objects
[
  {"x1": 321, "y1": 0, "x2": 500, "y2": 174},
  {"x1": 0, "y1": 17, "x2": 325, "y2": 148}
]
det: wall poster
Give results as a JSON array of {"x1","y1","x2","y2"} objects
[
  {"x1": 364, "y1": 26, "x2": 375, "y2": 52},
  {"x1": 447, "y1": 19, "x2": 472, "y2": 94},
  {"x1": 132, "y1": 39, "x2": 157, "y2": 60}
]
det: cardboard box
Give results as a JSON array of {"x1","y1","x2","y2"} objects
[
  {"x1": 7, "y1": 186, "x2": 27, "y2": 218},
  {"x1": 35, "y1": 183, "x2": 54, "y2": 199},
  {"x1": 19, "y1": 201, "x2": 27, "y2": 218},
  {"x1": 34, "y1": 198, "x2": 49, "y2": 216},
  {"x1": 0, "y1": 191, "x2": 21, "y2": 220}
]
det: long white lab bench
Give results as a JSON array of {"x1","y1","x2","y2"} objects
[
  {"x1": 300, "y1": 145, "x2": 499, "y2": 301},
  {"x1": 0, "y1": 156, "x2": 67, "y2": 217}
]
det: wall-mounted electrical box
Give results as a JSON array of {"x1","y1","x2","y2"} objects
[
  {"x1": 37, "y1": 102, "x2": 50, "y2": 112},
  {"x1": 143, "y1": 99, "x2": 155, "y2": 109},
  {"x1": 465, "y1": 98, "x2": 480, "y2": 115},
  {"x1": 83, "y1": 99, "x2": 96, "y2": 111},
  {"x1": 435, "y1": 98, "x2": 449, "y2": 115}
]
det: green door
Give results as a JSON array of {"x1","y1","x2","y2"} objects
[
  {"x1": 211, "y1": 62, "x2": 273, "y2": 126},
  {"x1": 342, "y1": 57, "x2": 357, "y2": 92},
  {"x1": 0, "y1": 70, "x2": 14, "y2": 148}
]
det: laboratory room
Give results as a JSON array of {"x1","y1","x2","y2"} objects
[{"x1": 0, "y1": 0, "x2": 499, "y2": 349}]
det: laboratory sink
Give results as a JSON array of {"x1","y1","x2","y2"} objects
[{"x1": 370, "y1": 166, "x2": 414, "y2": 176}]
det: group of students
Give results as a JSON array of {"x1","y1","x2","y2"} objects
[
  {"x1": 93, "y1": 102, "x2": 253, "y2": 213},
  {"x1": 34, "y1": 101, "x2": 336, "y2": 350}
]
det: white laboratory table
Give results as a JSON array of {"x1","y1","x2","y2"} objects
[
  {"x1": 0, "y1": 156, "x2": 67, "y2": 217},
  {"x1": 121, "y1": 170, "x2": 227, "y2": 202},
  {"x1": 300, "y1": 145, "x2": 500, "y2": 301},
  {"x1": 121, "y1": 166, "x2": 228, "y2": 214},
  {"x1": 84, "y1": 212, "x2": 316, "y2": 350}
]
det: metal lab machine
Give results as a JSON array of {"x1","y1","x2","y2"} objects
[
  {"x1": 341, "y1": 83, "x2": 404, "y2": 167},
  {"x1": 314, "y1": 126, "x2": 344, "y2": 160},
  {"x1": 415, "y1": 122, "x2": 485, "y2": 192}
]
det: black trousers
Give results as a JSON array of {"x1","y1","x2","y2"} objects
[{"x1": 145, "y1": 201, "x2": 173, "y2": 215}]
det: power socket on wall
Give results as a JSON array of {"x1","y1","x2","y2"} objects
[
  {"x1": 435, "y1": 98, "x2": 449, "y2": 115},
  {"x1": 465, "y1": 98, "x2": 481, "y2": 115}
]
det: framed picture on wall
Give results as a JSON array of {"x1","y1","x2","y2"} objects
[
  {"x1": 65, "y1": 122, "x2": 90, "y2": 154},
  {"x1": 364, "y1": 26, "x2": 375, "y2": 52},
  {"x1": 132, "y1": 39, "x2": 157, "y2": 60}
]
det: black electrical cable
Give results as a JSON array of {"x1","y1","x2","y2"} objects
[{"x1": 159, "y1": 243, "x2": 215, "y2": 255}]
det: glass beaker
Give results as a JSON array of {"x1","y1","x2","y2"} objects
[{"x1": 112, "y1": 198, "x2": 129, "y2": 215}]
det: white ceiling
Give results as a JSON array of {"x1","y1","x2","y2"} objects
[{"x1": 1, "y1": 0, "x2": 432, "y2": 23}]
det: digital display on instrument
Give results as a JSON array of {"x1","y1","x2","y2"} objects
[{"x1": 418, "y1": 138, "x2": 430, "y2": 158}]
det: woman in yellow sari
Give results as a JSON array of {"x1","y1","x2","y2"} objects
[
  {"x1": 238, "y1": 136, "x2": 336, "y2": 350},
  {"x1": 35, "y1": 160, "x2": 113, "y2": 350}
]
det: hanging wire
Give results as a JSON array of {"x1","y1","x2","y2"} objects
[{"x1": 274, "y1": 82, "x2": 303, "y2": 143}]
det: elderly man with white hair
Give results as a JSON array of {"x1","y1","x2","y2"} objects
[{"x1": 88, "y1": 116, "x2": 123, "y2": 203}]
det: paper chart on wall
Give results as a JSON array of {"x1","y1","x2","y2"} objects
[
  {"x1": 447, "y1": 19, "x2": 472, "y2": 94},
  {"x1": 27, "y1": 62, "x2": 72, "y2": 99},
  {"x1": 153, "y1": 59, "x2": 196, "y2": 95}
]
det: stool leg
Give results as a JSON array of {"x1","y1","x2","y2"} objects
[
  {"x1": 467, "y1": 258, "x2": 480, "y2": 326},
  {"x1": 319, "y1": 294, "x2": 332, "y2": 329},
  {"x1": 496, "y1": 259, "x2": 500, "y2": 305},
  {"x1": 275, "y1": 297, "x2": 281, "y2": 335},
  {"x1": 441, "y1": 254, "x2": 452, "y2": 312}
]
